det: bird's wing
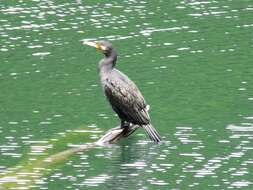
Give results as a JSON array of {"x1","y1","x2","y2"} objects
[{"x1": 104, "y1": 76, "x2": 150, "y2": 124}]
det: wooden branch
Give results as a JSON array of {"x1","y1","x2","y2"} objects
[
  {"x1": 52, "y1": 124, "x2": 139, "y2": 157},
  {"x1": 96, "y1": 124, "x2": 139, "y2": 145}
]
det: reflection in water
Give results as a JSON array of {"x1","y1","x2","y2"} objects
[{"x1": 81, "y1": 139, "x2": 169, "y2": 190}]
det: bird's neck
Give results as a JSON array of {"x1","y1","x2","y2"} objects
[{"x1": 98, "y1": 50, "x2": 117, "y2": 76}]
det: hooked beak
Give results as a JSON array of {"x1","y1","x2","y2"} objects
[{"x1": 83, "y1": 41, "x2": 107, "y2": 51}]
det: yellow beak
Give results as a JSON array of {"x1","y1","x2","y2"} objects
[{"x1": 83, "y1": 41, "x2": 106, "y2": 51}]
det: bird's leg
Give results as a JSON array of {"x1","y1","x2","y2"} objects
[
  {"x1": 120, "y1": 120, "x2": 124, "y2": 128},
  {"x1": 120, "y1": 120, "x2": 129, "y2": 128},
  {"x1": 121, "y1": 122, "x2": 138, "y2": 137}
]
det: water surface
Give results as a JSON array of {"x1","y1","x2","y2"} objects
[{"x1": 1, "y1": 0, "x2": 253, "y2": 189}]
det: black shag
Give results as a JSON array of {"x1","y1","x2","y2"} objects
[{"x1": 83, "y1": 41, "x2": 161, "y2": 143}]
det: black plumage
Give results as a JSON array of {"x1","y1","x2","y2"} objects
[{"x1": 83, "y1": 41, "x2": 161, "y2": 143}]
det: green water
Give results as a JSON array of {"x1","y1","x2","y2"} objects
[{"x1": 1, "y1": 0, "x2": 253, "y2": 189}]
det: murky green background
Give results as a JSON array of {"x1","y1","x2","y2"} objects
[{"x1": 1, "y1": 0, "x2": 253, "y2": 189}]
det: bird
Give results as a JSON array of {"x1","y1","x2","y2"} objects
[{"x1": 83, "y1": 40, "x2": 161, "y2": 143}]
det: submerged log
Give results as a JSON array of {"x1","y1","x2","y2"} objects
[
  {"x1": 47, "y1": 124, "x2": 139, "y2": 161},
  {"x1": 0, "y1": 125, "x2": 139, "y2": 189}
]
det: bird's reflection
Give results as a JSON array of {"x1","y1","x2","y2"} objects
[{"x1": 102, "y1": 137, "x2": 159, "y2": 190}]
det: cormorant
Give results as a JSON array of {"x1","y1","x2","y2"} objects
[{"x1": 83, "y1": 41, "x2": 161, "y2": 143}]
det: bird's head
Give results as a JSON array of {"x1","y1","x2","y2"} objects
[{"x1": 83, "y1": 41, "x2": 113, "y2": 56}]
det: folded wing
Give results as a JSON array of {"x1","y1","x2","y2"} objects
[{"x1": 103, "y1": 72, "x2": 150, "y2": 125}]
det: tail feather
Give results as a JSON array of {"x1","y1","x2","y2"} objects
[{"x1": 143, "y1": 124, "x2": 162, "y2": 143}]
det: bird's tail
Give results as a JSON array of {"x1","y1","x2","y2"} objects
[{"x1": 142, "y1": 124, "x2": 162, "y2": 143}]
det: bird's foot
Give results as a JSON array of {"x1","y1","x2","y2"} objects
[{"x1": 122, "y1": 124, "x2": 138, "y2": 137}]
